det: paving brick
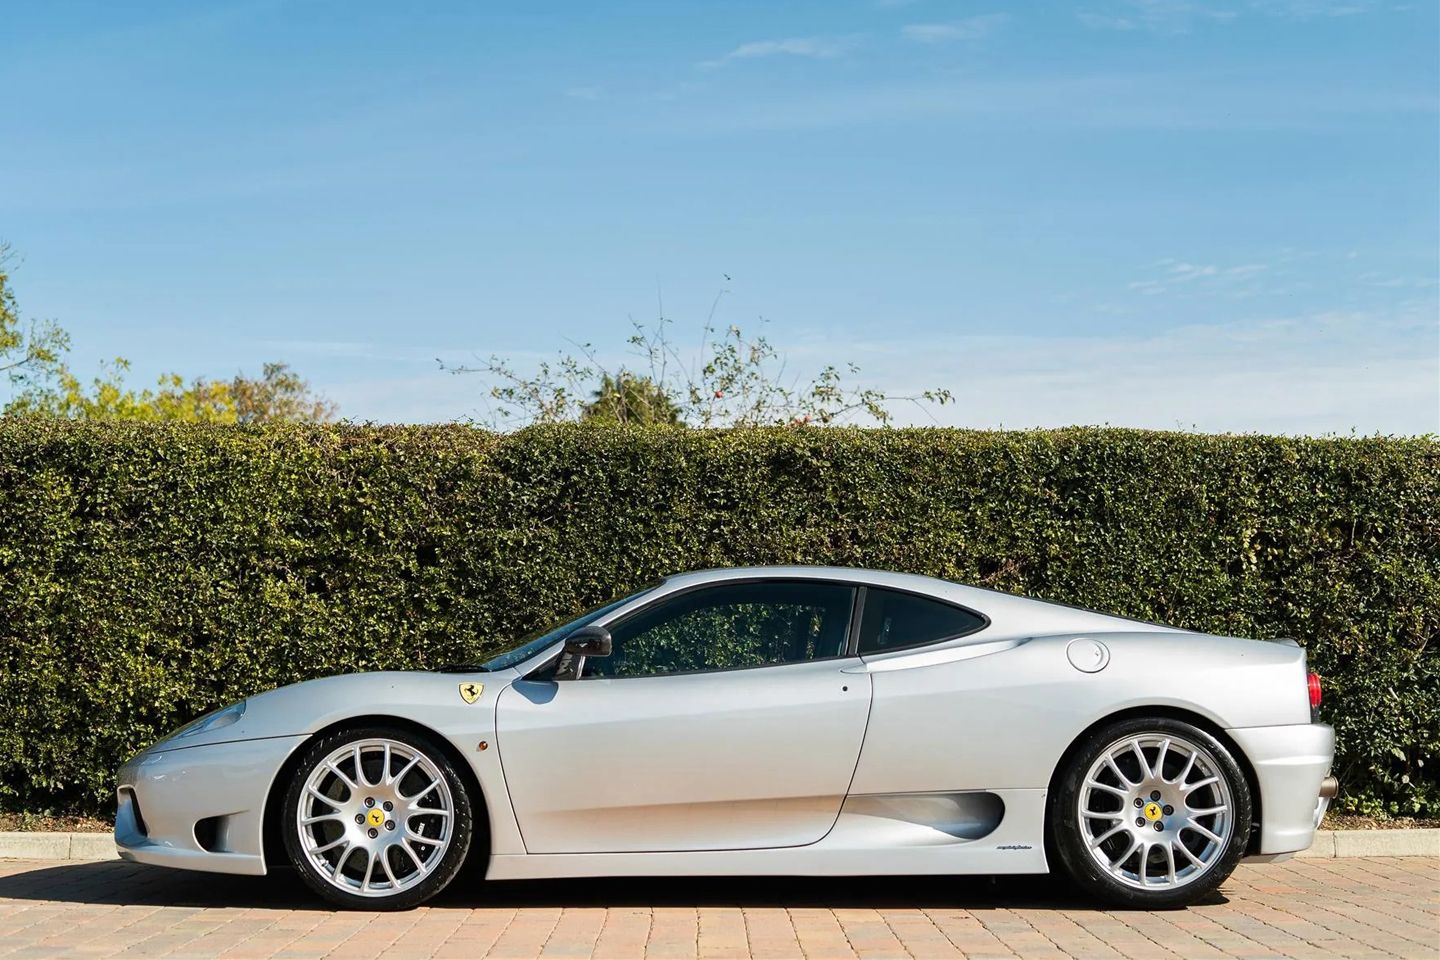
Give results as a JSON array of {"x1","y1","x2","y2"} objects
[{"x1": 0, "y1": 857, "x2": 1435, "y2": 958}]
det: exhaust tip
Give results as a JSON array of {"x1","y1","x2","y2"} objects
[{"x1": 1318, "y1": 775, "x2": 1339, "y2": 799}]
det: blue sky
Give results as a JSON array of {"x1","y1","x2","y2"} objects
[{"x1": 2, "y1": 0, "x2": 1436, "y2": 433}]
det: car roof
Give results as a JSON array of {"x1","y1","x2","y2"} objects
[
  {"x1": 658, "y1": 565, "x2": 1188, "y2": 636},
  {"x1": 664, "y1": 565, "x2": 955, "y2": 592}
]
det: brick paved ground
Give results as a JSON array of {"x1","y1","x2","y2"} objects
[{"x1": 0, "y1": 857, "x2": 1434, "y2": 959}]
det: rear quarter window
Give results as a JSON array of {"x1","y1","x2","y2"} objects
[{"x1": 858, "y1": 588, "x2": 987, "y2": 654}]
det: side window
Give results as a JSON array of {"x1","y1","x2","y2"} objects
[
  {"x1": 589, "y1": 581, "x2": 856, "y2": 679},
  {"x1": 857, "y1": 588, "x2": 985, "y2": 654}
]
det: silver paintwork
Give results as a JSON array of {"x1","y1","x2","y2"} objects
[
  {"x1": 498, "y1": 656, "x2": 870, "y2": 853},
  {"x1": 114, "y1": 565, "x2": 1334, "y2": 890},
  {"x1": 1228, "y1": 722, "x2": 1334, "y2": 852},
  {"x1": 117, "y1": 735, "x2": 305, "y2": 875}
]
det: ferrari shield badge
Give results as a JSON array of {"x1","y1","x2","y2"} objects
[{"x1": 458, "y1": 681, "x2": 483, "y2": 704}]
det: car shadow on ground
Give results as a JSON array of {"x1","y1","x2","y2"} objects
[{"x1": 0, "y1": 861, "x2": 1227, "y2": 912}]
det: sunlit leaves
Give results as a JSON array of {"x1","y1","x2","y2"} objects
[
  {"x1": 443, "y1": 314, "x2": 953, "y2": 429},
  {"x1": 0, "y1": 422, "x2": 1432, "y2": 817}
]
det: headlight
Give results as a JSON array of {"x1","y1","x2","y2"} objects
[{"x1": 165, "y1": 700, "x2": 247, "y2": 742}]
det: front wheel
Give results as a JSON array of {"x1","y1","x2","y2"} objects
[
  {"x1": 282, "y1": 726, "x2": 474, "y2": 909},
  {"x1": 1050, "y1": 717, "x2": 1252, "y2": 908}
]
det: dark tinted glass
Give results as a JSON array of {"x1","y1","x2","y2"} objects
[
  {"x1": 481, "y1": 587, "x2": 656, "y2": 671},
  {"x1": 591, "y1": 581, "x2": 856, "y2": 678},
  {"x1": 857, "y1": 588, "x2": 985, "y2": 654}
]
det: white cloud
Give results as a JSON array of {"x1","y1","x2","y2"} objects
[
  {"x1": 1250, "y1": 0, "x2": 1380, "y2": 17},
  {"x1": 1078, "y1": 1, "x2": 1239, "y2": 32},
  {"x1": 1079, "y1": 0, "x2": 1383, "y2": 31},
  {"x1": 321, "y1": 370, "x2": 489, "y2": 426},
  {"x1": 1125, "y1": 259, "x2": 1275, "y2": 296},
  {"x1": 901, "y1": 14, "x2": 1008, "y2": 43},
  {"x1": 1355, "y1": 270, "x2": 1439, "y2": 290},
  {"x1": 700, "y1": 35, "x2": 860, "y2": 69},
  {"x1": 564, "y1": 86, "x2": 603, "y2": 101},
  {"x1": 804, "y1": 304, "x2": 1439, "y2": 435},
  {"x1": 1076, "y1": 10, "x2": 1139, "y2": 29},
  {"x1": 669, "y1": 69, "x2": 1435, "y2": 136}
]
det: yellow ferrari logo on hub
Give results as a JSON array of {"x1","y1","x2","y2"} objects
[
  {"x1": 367, "y1": 808, "x2": 385, "y2": 827},
  {"x1": 1144, "y1": 802, "x2": 1163, "y2": 822},
  {"x1": 458, "y1": 682, "x2": 483, "y2": 704}
]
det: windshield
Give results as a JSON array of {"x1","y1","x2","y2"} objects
[{"x1": 479, "y1": 587, "x2": 657, "y2": 672}]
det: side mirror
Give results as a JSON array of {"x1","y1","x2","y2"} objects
[
  {"x1": 553, "y1": 625, "x2": 612, "y2": 680},
  {"x1": 563, "y1": 624, "x2": 612, "y2": 659}
]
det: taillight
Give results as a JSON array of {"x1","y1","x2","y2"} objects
[{"x1": 1308, "y1": 671, "x2": 1322, "y2": 719}]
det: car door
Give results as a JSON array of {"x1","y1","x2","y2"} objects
[{"x1": 494, "y1": 579, "x2": 872, "y2": 854}]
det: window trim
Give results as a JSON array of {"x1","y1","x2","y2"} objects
[
  {"x1": 844, "y1": 585, "x2": 868, "y2": 657},
  {"x1": 525, "y1": 576, "x2": 861, "y2": 681},
  {"x1": 852, "y1": 583, "x2": 991, "y2": 657}
]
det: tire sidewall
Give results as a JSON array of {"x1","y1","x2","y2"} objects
[
  {"x1": 282, "y1": 725, "x2": 474, "y2": 910},
  {"x1": 1051, "y1": 717, "x2": 1252, "y2": 908}
]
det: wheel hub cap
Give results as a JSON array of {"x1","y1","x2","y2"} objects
[
  {"x1": 1078, "y1": 733, "x2": 1234, "y2": 891},
  {"x1": 295, "y1": 738, "x2": 454, "y2": 898}
]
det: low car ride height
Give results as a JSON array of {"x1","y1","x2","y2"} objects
[{"x1": 116, "y1": 566, "x2": 1336, "y2": 909}]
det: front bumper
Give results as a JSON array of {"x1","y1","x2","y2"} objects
[
  {"x1": 116, "y1": 735, "x2": 306, "y2": 876},
  {"x1": 1227, "y1": 722, "x2": 1335, "y2": 855}
]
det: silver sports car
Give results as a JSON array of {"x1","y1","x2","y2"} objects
[{"x1": 115, "y1": 566, "x2": 1336, "y2": 910}]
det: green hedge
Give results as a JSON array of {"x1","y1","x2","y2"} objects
[{"x1": 0, "y1": 421, "x2": 1435, "y2": 816}]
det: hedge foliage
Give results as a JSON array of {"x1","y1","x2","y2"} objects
[{"x1": 0, "y1": 421, "x2": 1435, "y2": 816}]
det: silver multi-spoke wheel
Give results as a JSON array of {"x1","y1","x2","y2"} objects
[
  {"x1": 1078, "y1": 733, "x2": 1234, "y2": 891},
  {"x1": 295, "y1": 738, "x2": 455, "y2": 899}
]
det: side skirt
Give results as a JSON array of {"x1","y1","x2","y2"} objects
[{"x1": 486, "y1": 788, "x2": 1049, "y2": 880}]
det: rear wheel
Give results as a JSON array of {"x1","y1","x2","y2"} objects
[
  {"x1": 1051, "y1": 717, "x2": 1251, "y2": 908},
  {"x1": 282, "y1": 726, "x2": 473, "y2": 909}
]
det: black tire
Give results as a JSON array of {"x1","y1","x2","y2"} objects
[
  {"x1": 1050, "y1": 717, "x2": 1252, "y2": 909},
  {"x1": 282, "y1": 725, "x2": 474, "y2": 910}
]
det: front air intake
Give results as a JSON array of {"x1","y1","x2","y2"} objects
[
  {"x1": 119, "y1": 788, "x2": 147, "y2": 837},
  {"x1": 194, "y1": 815, "x2": 230, "y2": 853}
]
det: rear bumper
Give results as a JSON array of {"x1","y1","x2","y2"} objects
[
  {"x1": 1227, "y1": 722, "x2": 1334, "y2": 855},
  {"x1": 115, "y1": 735, "x2": 306, "y2": 876}
]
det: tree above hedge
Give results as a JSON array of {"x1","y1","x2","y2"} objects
[
  {"x1": 0, "y1": 244, "x2": 333, "y2": 424},
  {"x1": 444, "y1": 307, "x2": 954, "y2": 428}
]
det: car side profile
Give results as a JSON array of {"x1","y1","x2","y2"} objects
[{"x1": 115, "y1": 566, "x2": 1336, "y2": 909}]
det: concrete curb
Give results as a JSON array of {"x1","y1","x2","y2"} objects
[
  {"x1": 0, "y1": 832, "x2": 118, "y2": 861},
  {"x1": 0, "y1": 829, "x2": 1436, "y2": 863},
  {"x1": 1295, "y1": 828, "x2": 1440, "y2": 858}
]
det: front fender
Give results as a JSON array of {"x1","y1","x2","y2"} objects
[
  {"x1": 165, "y1": 671, "x2": 513, "y2": 746},
  {"x1": 132, "y1": 670, "x2": 528, "y2": 863}
]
